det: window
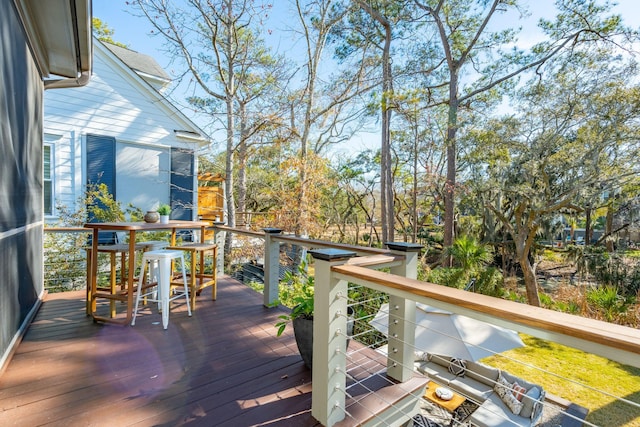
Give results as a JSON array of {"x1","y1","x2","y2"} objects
[{"x1": 44, "y1": 144, "x2": 53, "y2": 216}]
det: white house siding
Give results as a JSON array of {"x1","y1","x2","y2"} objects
[
  {"x1": 44, "y1": 40, "x2": 202, "y2": 221},
  {"x1": 117, "y1": 143, "x2": 170, "y2": 212}
]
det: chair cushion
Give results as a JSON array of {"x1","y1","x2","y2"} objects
[
  {"x1": 448, "y1": 374, "x2": 495, "y2": 402},
  {"x1": 470, "y1": 393, "x2": 531, "y2": 427},
  {"x1": 520, "y1": 386, "x2": 541, "y2": 418},
  {"x1": 494, "y1": 371, "x2": 523, "y2": 415},
  {"x1": 465, "y1": 361, "x2": 499, "y2": 387}
]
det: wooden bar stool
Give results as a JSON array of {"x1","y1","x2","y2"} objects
[
  {"x1": 167, "y1": 243, "x2": 217, "y2": 311},
  {"x1": 85, "y1": 243, "x2": 144, "y2": 317},
  {"x1": 132, "y1": 249, "x2": 191, "y2": 329}
]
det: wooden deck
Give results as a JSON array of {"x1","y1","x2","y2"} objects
[
  {"x1": 0, "y1": 276, "x2": 426, "y2": 427},
  {"x1": 0, "y1": 277, "x2": 320, "y2": 427}
]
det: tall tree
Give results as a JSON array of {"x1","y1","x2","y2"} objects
[
  {"x1": 467, "y1": 51, "x2": 640, "y2": 306},
  {"x1": 414, "y1": 0, "x2": 634, "y2": 265},
  {"x1": 356, "y1": 1, "x2": 395, "y2": 244},
  {"x1": 131, "y1": 0, "x2": 272, "y2": 232},
  {"x1": 289, "y1": 0, "x2": 373, "y2": 235}
]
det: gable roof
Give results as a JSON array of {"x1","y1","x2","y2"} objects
[
  {"x1": 95, "y1": 38, "x2": 210, "y2": 146},
  {"x1": 102, "y1": 42, "x2": 171, "y2": 88}
]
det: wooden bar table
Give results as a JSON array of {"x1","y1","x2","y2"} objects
[{"x1": 84, "y1": 220, "x2": 211, "y2": 325}]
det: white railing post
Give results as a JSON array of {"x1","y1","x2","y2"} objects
[
  {"x1": 310, "y1": 248, "x2": 356, "y2": 427},
  {"x1": 386, "y1": 242, "x2": 423, "y2": 382},
  {"x1": 263, "y1": 228, "x2": 282, "y2": 307},
  {"x1": 213, "y1": 222, "x2": 225, "y2": 277}
]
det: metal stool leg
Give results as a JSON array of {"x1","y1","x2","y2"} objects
[{"x1": 132, "y1": 250, "x2": 191, "y2": 329}]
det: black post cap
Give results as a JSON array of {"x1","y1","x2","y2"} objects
[
  {"x1": 263, "y1": 228, "x2": 283, "y2": 234},
  {"x1": 309, "y1": 248, "x2": 357, "y2": 261},
  {"x1": 385, "y1": 242, "x2": 424, "y2": 252}
]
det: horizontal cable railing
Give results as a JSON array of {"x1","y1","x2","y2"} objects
[
  {"x1": 43, "y1": 227, "x2": 91, "y2": 292},
  {"x1": 41, "y1": 224, "x2": 640, "y2": 426},
  {"x1": 212, "y1": 225, "x2": 640, "y2": 427}
]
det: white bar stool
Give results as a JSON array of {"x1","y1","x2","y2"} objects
[
  {"x1": 132, "y1": 249, "x2": 191, "y2": 329},
  {"x1": 136, "y1": 241, "x2": 169, "y2": 301}
]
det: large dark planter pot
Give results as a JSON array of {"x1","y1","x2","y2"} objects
[
  {"x1": 293, "y1": 316, "x2": 314, "y2": 369},
  {"x1": 292, "y1": 309, "x2": 355, "y2": 370}
]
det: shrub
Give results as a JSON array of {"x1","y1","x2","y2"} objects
[
  {"x1": 554, "y1": 300, "x2": 581, "y2": 315},
  {"x1": 426, "y1": 267, "x2": 467, "y2": 289},
  {"x1": 586, "y1": 285, "x2": 634, "y2": 322},
  {"x1": 574, "y1": 246, "x2": 640, "y2": 298},
  {"x1": 45, "y1": 184, "x2": 143, "y2": 292},
  {"x1": 539, "y1": 292, "x2": 555, "y2": 309},
  {"x1": 475, "y1": 266, "x2": 505, "y2": 297}
]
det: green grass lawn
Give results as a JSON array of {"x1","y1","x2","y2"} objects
[{"x1": 482, "y1": 335, "x2": 640, "y2": 427}]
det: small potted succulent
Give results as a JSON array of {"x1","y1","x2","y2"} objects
[{"x1": 157, "y1": 204, "x2": 171, "y2": 224}]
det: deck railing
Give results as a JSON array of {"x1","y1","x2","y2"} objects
[
  {"x1": 42, "y1": 225, "x2": 640, "y2": 426},
  {"x1": 43, "y1": 227, "x2": 92, "y2": 292},
  {"x1": 213, "y1": 225, "x2": 640, "y2": 427}
]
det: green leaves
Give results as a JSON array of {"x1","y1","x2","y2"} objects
[{"x1": 274, "y1": 262, "x2": 315, "y2": 336}]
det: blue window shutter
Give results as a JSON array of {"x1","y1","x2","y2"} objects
[
  {"x1": 170, "y1": 147, "x2": 194, "y2": 221},
  {"x1": 86, "y1": 134, "x2": 117, "y2": 244},
  {"x1": 86, "y1": 134, "x2": 116, "y2": 196}
]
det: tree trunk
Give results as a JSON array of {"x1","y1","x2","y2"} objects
[
  {"x1": 519, "y1": 253, "x2": 540, "y2": 307},
  {"x1": 442, "y1": 80, "x2": 459, "y2": 266},
  {"x1": 223, "y1": 94, "x2": 236, "y2": 265},
  {"x1": 514, "y1": 222, "x2": 541, "y2": 307},
  {"x1": 223, "y1": 0, "x2": 236, "y2": 265},
  {"x1": 358, "y1": 1, "x2": 394, "y2": 245},
  {"x1": 605, "y1": 198, "x2": 615, "y2": 252},
  {"x1": 412, "y1": 122, "x2": 418, "y2": 244},
  {"x1": 585, "y1": 206, "x2": 592, "y2": 246},
  {"x1": 238, "y1": 101, "x2": 248, "y2": 227},
  {"x1": 378, "y1": 16, "x2": 394, "y2": 245}
]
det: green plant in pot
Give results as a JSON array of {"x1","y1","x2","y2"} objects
[
  {"x1": 157, "y1": 204, "x2": 171, "y2": 224},
  {"x1": 275, "y1": 262, "x2": 353, "y2": 370}
]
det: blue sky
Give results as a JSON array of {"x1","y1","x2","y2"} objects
[
  {"x1": 93, "y1": 0, "x2": 640, "y2": 153},
  {"x1": 94, "y1": 0, "x2": 639, "y2": 68}
]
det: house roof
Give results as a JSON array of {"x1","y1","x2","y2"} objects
[
  {"x1": 95, "y1": 39, "x2": 210, "y2": 146},
  {"x1": 14, "y1": 0, "x2": 92, "y2": 80},
  {"x1": 102, "y1": 42, "x2": 171, "y2": 87}
]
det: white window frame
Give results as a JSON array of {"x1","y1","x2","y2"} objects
[{"x1": 44, "y1": 143, "x2": 54, "y2": 217}]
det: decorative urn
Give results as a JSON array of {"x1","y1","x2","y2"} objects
[{"x1": 144, "y1": 210, "x2": 159, "y2": 223}]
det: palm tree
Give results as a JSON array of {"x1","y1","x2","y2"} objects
[{"x1": 447, "y1": 235, "x2": 493, "y2": 279}]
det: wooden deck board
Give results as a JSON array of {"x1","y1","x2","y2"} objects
[
  {"x1": 0, "y1": 277, "x2": 320, "y2": 427},
  {"x1": 0, "y1": 276, "x2": 424, "y2": 426}
]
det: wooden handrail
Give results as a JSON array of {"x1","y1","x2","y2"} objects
[
  {"x1": 44, "y1": 227, "x2": 92, "y2": 232},
  {"x1": 332, "y1": 263, "x2": 640, "y2": 368},
  {"x1": 211, "y1": 225, "x2": 264, "y2": 238},
  {"x1": 211, "y1": 225, "x2": 400, "y2": 258},
  {"x1": 274, "y1": 234, "x2": 391, "y2": 256}
]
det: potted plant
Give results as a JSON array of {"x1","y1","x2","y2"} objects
[
  {"x1": 157, "y1": 204, "x2": 171, "y2": 224},
  {"x1": 275, "y1": 263, "x2": 353, "y2": 369}
]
